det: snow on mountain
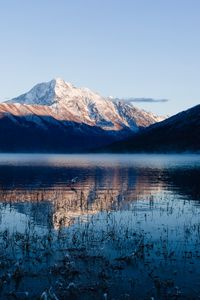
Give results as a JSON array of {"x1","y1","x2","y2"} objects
[
  {"x1": 4, "y1": 78, "x2": 164, "y2": 132},
  {"x1": 105, "y1": 104, "x2": 200, "y2": 153}
]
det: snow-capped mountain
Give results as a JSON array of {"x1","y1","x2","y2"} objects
[
  {"x1": 5, "y1": 78, "x2": 164, "y2": 132},
  {"x1": 0, "y1": 78, "x2": 165, "y2": 152}
]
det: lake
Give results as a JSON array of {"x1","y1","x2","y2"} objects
[{"x1": 0, "y1": 154, "x2": 200, "y2": 299}]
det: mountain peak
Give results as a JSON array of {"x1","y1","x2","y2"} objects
[
  {"x1": 52, "y1": 77, "x2": 65, "y2": 84},
  {"x1": 4, "y1": 78, "x2": 164, "y2": 133},
  {"x1": 52, "y1": 78, "x2": 74, "y2": 89},
  {"x1": 6, "y1": 78, "x2": 75, "y2": 106},
  {"x1": 6, "y1": 78, "x2": 100, "y2": 106}
]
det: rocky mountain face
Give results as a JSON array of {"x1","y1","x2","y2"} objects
[
  {"x1": 0, "y1": 78, "x2": 164, "y2": 152},
  {"x1": 105, "y1": 104, "x2": 200, "y2": 153}
]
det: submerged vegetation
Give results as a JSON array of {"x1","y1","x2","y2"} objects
[{"x1": 0, "y1": 154, "x2": 199, "y2": 299}]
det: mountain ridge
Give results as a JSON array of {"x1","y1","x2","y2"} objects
[
  {"x1": 3, "y1": 78, "x2": 164, "y2": 132},
  {"x1": 103, "y1": 104, "x2": 200, "y2": 153},
  {"x1": 0, "y1": 78, "x2": 165, "y2": 152}
]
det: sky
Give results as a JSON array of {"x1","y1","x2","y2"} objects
[{"x1": 0, "y1": 0, "x2": 200, "y2": 115}]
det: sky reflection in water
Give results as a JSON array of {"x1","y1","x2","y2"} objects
[{"x1": 0, "y1": 154, "x2": 200, "y2": 299}]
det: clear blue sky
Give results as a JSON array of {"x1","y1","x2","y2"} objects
[{"x1": 0, "y1": 0, "x2": 200, "y2": 115}]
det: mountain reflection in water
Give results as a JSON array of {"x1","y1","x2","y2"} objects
[{"x1": 0, "y1": 154, "x2": 200, "y2": 299}]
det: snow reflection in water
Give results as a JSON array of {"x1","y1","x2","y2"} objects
[{"x1": 0, "y1": 154, "x2": 199, "y2": 299}]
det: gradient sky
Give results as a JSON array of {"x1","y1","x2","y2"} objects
[{"x1": 0, "y1": 0, "x2": 200, "y2": 115}]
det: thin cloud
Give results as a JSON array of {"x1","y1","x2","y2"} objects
[{"x1": 111, "y1": 97, "x2": 169, "y2": 103}]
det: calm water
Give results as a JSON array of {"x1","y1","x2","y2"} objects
[{"x1": 0, "y1": 154, "x2": 200, "y2": 300}]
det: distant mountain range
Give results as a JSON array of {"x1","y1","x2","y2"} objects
[
  {"x1": 0, "y1": 78, "x2": 164, "y2": 152},
  {"x1": 104, "y1": 104, "x2": 200, "y2": 153},
  {"x1": 0, "y1": 78, "x2": 199, "y2": 153}
]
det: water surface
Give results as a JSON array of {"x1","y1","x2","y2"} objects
[{"x1": 0, "y1": 154, "x2": 200, "y2": 299}]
